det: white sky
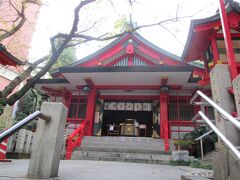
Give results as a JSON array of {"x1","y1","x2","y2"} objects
[{"x1": 28, "y1": 0, "x2": 220, "y2": 62}]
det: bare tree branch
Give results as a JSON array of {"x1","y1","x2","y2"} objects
[
  {"x1": 0, "y1": 0, "x2": 40, "y2": 42},
  {"x1": 0, "y1": 0, "x2": 207, "y2": 109},
  {"x1": 159, "y1": 25, "x2": 184, "y2": 46},
  {"x1": 4, "y1": 0, "x2": 96, "y2": 106},
  {"x1": 1, "y1": 55, "x2": 49, "y2": 98}
]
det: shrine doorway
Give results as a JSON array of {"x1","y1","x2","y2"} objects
[{"x1": 101, "y1": 110, "x2": 153, "y2": 137}]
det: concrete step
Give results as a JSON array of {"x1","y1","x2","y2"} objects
[
  {"x1": 82, "y1": 136, "x2": 167, "y2": 144},
  {"x1": 81, "y1": 136, "x2": 173, "y2": 151},
  {"x1": 72, "y1": 136, "x2": 173, "y2": 164},
  {"x1": 72, "y1": 150, "x2": 171, "y2": 164},
  {"x1": 76, "y1": 146, "x2": 171, "y2": 155}
]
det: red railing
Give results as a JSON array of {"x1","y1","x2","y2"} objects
[{"x1": 65, "y1": 120, "x2": 87, "y2": 159}]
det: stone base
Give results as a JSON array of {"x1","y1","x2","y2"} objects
[
  {"x1": 6, "y1": 152, "x2": 30, "y2": 159},
  {"x1": 172, "y1": 150, "x2": 190, "y2": 161},
  {"x1": 181, "y1": 175, "x2": 210, "y2": 180},
  {"x1": 212, "y1": 148, "x2": 240, "y2": 180}
]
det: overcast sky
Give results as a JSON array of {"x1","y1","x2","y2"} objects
[{"x1": 29, "y1": 0, "x2": 221, "y2": 62}]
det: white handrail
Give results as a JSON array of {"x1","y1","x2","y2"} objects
[
  {"x1": 193, "y1": 90, "x2": 240, "y2": 130},
  {"x1": 199, "y1": 111, "x2": 240, "y2": 160},
  {"x1": 195, "y1": 129, "x2": 214, "y2": 141},
  {"x1": 0, "y1": 111, "x2": 50, "y2": 142}
]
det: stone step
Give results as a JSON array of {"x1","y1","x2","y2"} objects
[
  {"x1": 80, "y1": 143, "x2": 167, "y2": 150},
  {"x1": 73, "y1": 156, "x2": 170, "y2": 165},
  {"x1": 81, "y1": 136, "x2": 173, "y2": 151},
  {"x1": 71, "y1": 150, "x2": 171, "y2": 164},
  {"x1": 76, "y1": 146, "x2": 171, "y2": 155},
  {"x1": 72, "y1": 136, "x2": 173, "y2": 164},
  {"x1": 82, "y1": 136, "x2": 167, "y2": 144}
]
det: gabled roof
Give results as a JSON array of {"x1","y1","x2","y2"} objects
[
  {"x1": 133, "y1": 33, "x2": 182, "y2": 62},
  {"x1": 65, "y1": 32, "x2": 182, "y2": 67},
  {"x1": 0, "y1": 44, "x2": 25, "y2": 66},
  {"x1": 50, "y1": 30, "x2": 206, "y2": 78},
  {"x1": 182, "y1": 0, "x2": 240, "y2": 62},
  {"x1": 66, "y1": 33, "x2": 129, "y2": 67}
]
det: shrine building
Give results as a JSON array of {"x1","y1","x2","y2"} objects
[{"x1": 34, "y1": 1, "x2": 240, "y2": 158}]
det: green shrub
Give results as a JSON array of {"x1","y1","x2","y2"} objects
[
  {"x1": 169, "y1": 160, "x2": 191, "y2": 166},
  {"x1": 170, "y1": 160, "x2": 213, "y2": 170},
  {"x1": 190, "y1": 160, "x2": 213, "y2": 170}
]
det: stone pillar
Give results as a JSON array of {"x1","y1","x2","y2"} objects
[
  {"x1": 210, "y1": 64, "x2": 239, "y2": 145},
  {"x1": 210, "y1": 65, "x2": 240, "y2": 180},
  {"x1": 15, "y1": 129, "x2": 27, "y2": 153},
  {"x1": 233, "y1": 75, "x2": 240, "y2": 118},
  {"x1": 24, "y1": 130, "x2": 33, "y2": 154},
  {"x1": 27, "y1": 102, "x2": 67, "y2": 179}
]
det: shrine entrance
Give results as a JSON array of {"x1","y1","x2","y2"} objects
[{"x1": 101, "y1": 100, "x2": 153, "y2": 137}]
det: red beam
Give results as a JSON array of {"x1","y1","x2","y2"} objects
[
  {"x1": 218, "y1": 0, "x2": 238, "y2": 80},
  {"x1": 194, "y1": 21, "x2": 221, "y2": 32},
  {"x1": 42, "y1": 86, "x2": 63, "y2": 95},
  {"x1": 84, "y1": 78, "x2": 95, "y2": 88},
  {"x1": 214, "y1": 33, "x2": 240, "y2": 38},
  {"x1": 96, "y1": 85, "x2": 182, "y2": 90},
  {"x1": 71, "y1": 95, "x2": 87, "y2": 100},
  {"x1": 67, "y1": 118, "x2": 84, "y2": 124},
  {"x1": 99, "y1": 95, "x2": 159, "y2": 100},
  {"x1": 169, "y1": 121, "x2": 199, "y2": 127},
  {"x1": 96, "y1": 85, "x2": 160, "y2": 90}
]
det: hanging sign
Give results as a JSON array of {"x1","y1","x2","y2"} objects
[
  {"x1": 104, "y1": 102, "x2": 152, "y2": 111},
  {"x1": 160, "y1": 86, "x2": 170, "y2": 93}
]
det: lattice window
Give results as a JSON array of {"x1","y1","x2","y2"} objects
[
  {"x1": 133, "y1": 56, "x2": 148, "y2": 66},
  {"x1": 69, "y1": 99, "x2": 87, "y2": 118},
  {"x1": 113, "y1": 57, "x2": 128, "y2": 66},
  {"x1": 168, "y1": 103, "x2": 194, "y2": 121}
]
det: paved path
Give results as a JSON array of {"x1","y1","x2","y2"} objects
[{"x1": 0, "y1": 160, "x2": 208, "y2": 180}]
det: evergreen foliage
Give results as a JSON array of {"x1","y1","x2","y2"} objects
[
  {"x1": 50, "y1": 38, "x2": 77, "y2": 70},
  {"x1": 14, "y1": 89, "x2": 43, "y2": 130},
  {"x1": 51, "y1": 46, "x2": 77, "y2": 70}
]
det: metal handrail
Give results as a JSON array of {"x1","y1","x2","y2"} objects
[
  {"x1": 195, "y1": 129, "x2": 214, "y2": 141},
  {"x1": 195, "y1": 129, "x2": 214, "y2": 159},
  {"x1": 191, "y1": 90, "x2": 240, "y2": 130},
  {"x1": 199, "y1": 111, "x2": 240, "y2": 160},
  {"x1": 0, "y1": 111, "x2": 50, "y2": 143}
]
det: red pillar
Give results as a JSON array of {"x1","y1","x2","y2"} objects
[
  {"x1": 85, "y1": 88, "x2": 97, "y2": 136},
  {"x1": 211, "y1": 37, "x2": 220, "y2": 65},
  {"x1": 218, "y1": 0, "x2": 238, "y2": 80},
  {"x1": 63, "y1": 90, "x2": 72, "y2": 117},
  {"x1": 159, "y1": 92, "x2": 169, "y2": 151}
]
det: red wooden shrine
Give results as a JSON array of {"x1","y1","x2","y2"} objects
[{"x1": 35, "y1": 1, "x2": 240, "y2": 159}]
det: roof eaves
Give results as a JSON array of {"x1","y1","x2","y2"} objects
[
  {"x1": 182, "y1": 0, "x2": 240, "y2": 60},
  {"x1": 134, "y1": 33, "x2": 182, "y2": 62},
  {"x1": 65, "y1": 33, "x2": 130, "y2": 67},
  {"x1": 0, "y1": 44, "x2": 25, "y2": 66}
]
